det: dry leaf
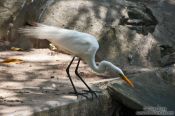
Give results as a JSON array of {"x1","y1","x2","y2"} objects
[
  {"x1": 1, "y1": 58, "x2": 24, "y2": 64},
  {"x1": 49, "y1": 43, "x2": 57, "y2": 51},
  {"x1": 10, "y1": 47, "x2": 23, "y2": 51}
]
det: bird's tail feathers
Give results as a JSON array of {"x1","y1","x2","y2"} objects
[{"x1": 18, "y1": 23, "x2": 60, "y2": 40}]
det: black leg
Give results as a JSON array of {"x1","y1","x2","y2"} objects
[
  {"x1": 75, "y1": 58, "x2": 99, "y2": 98},
  {"x1": 66, "y1": 57, "x2": 88, "y2": 98},
  {"x1": 66, "y1": 57, "x2": 77, "y2": 94}
]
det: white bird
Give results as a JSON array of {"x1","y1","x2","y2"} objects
[{"x1": 19, "y1": 23, "x2": 134, "y2": 97}]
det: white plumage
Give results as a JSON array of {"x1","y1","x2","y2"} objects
[
  {"x1": 19, "y1": 24, "x2": 98, "y2": 58},
  {"x1": 19, "y1": 23, "x2": 134, "y2": 96}
]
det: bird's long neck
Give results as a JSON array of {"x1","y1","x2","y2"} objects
[
  {"x1": 86, "y1": 54, "x2": 119, "y2": 74},
  {"x1": 88, "y1": 59, "x2": 106, "y2": 73}
]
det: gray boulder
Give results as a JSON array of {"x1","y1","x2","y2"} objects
[{"x1": 0, "y1": 0, "x2": 174, "y2": 67}]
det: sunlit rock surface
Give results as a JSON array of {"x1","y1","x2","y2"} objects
[
  {"x1": 0, "y1": 0, "x2": 175, "y2": 115},
  {"x1": 0, "y1": 49, "x2": 114, "y2": 116}
]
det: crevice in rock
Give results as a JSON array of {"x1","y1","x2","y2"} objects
[
  {"x1": 160, "y1": 45, "x2": 175, "y2": 57},
  {"x1": 160, "y1": 45, "x2": 175, "y2": 66},
  {"x1": 118, "y1": 105, "x2": 137, "y2": 116},
  {"x1": 119, "y1": 3, "x2": 158, "y2": 35}
]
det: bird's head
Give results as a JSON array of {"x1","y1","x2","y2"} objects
[
  {"x1": 118, "y1": 72, "x2": 134, "y2": 87},
  {"x1": 104, "y1": 63, "x2": 134, "y2": 87},
  {"x1": 115, "y1": 67, "x2": 134, "y2": 87},
  {"x1": 97, "y1": 61, "x2": 134, "y2": 87}
]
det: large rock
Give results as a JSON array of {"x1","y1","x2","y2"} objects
[
  {"x1": 108, "y1": 66, "x2": 175, "y2": 112},
  {"x1": 34, "y1": 0, "x2": 161, "y2": 67},
  {"x1": 149, "y1": 0, "x2": 175, "y2": 46},
  {"x1": 161, "y1": 52, "x2": 175, "y2": 66},
  {"x1": 0, "y1": 0, "x2": 24, "y2": 48},
  {"x1": 0, "y1": 49, "x2": 116, "y2": 116},
  {"x1": 0, "y1": 0, "x2": 53, "y2": 49},
  {"x1": 1, "y1": 0, "x2": 175, "y2": 67}
]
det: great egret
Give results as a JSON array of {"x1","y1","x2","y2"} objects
[{"x1": 19, "y1": 23, "x2": 134, "y2": 97}]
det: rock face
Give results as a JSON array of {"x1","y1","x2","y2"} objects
[
  {"x1": 0, "y1": 0, "x2": 175, "y2": 115},
  {"x1": 150, "y1": 0, "x2": 175, "y2": 46},
  {"x1": 0, "y1": 0, "x2": 52, "y2": 49},
  {"x1": 160, "y1": 45, "x2": 175, "y2": 66},
  {"x1": 39, "y1": 0, "x2": 161, "y2": 67},
  {"x1": 1, "y1": 0, "x2": 175, "y2": 67},
  {"x1": 0, "y1": 0, "x2": 24, "y2": 48},
  {"x1": 108, "y1": 66, "x2": 175, "y2": 111}
]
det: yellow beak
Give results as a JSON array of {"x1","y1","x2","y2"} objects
[{"x1": 120, "y1": 74, "x2": 134, "y2": 87}]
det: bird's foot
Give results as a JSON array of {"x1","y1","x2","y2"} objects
[
  {"x1": 82, "y1": 89, "x2": 101, "y2": 99},
  {"x1": 69, "y1": 89, "x2": 101, "y2": 99}
]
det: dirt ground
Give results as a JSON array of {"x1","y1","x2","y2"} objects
[{"x1": 0, "y1": 49, "x2": 117, "y2": 115}]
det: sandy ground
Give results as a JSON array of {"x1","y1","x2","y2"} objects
[{"x1": 0, "y1": 49, "x2": 117, "y2": 115}]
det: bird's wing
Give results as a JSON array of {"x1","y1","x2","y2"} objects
[
  {"x1": 18, "y1": 24, "x2": 62, "y2": 40},
  {"x1": 19, "y1": 24, "x2": 99, "y2": 56}
]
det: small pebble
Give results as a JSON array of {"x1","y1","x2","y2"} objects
[
  {"x1": 51, "y1": 76, "x2": 54, "y2": 78},
  {"x1": 52, "y1": 83, "x2": 56, "y2": 88},
  {"x1": 9, "y1": 23, "x2": 14, "y2": 27}
]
